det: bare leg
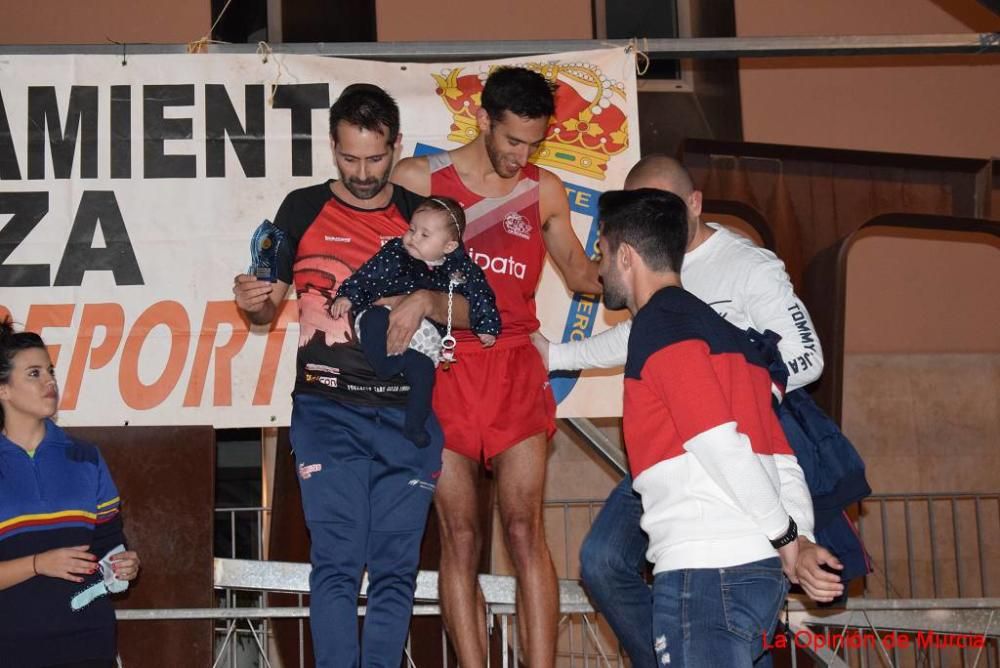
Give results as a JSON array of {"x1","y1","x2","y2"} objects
[
  {"x1": 515, "y1": 579, "x2": 530, "y2": 663},
  {"x1": 494, "y1": 433, "x2": 558, "y2": 667},
  {"x1": 435, "y1": 449, "x2": 489, "y2": 665}
]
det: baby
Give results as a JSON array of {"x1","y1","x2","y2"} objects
[{"x1": 332, "y1": 195, "x2": 500, "y2": 447}]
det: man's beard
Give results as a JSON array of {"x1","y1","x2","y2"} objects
[
  {"x1": 484, "y1": 133, "x2": 520, "y2": 179},
  {"x1": 343, "y1": 172, "x2": 390, "y2": 200},
  {"x1": 600, "y1": 270, "x2": 628, "y2": 311}
]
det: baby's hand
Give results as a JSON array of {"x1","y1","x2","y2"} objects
[
  {"x1": 330, "y1": 297, "x2": 352, "y2": 319},
  {"x1": 478, "y1": 333, "x2": 496, "y2": 347}
]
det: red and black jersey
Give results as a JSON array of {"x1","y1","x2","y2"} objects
[{"x1": 273, "y1": 181, "x2": 424, "y2": 405}]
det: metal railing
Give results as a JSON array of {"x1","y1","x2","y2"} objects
[
  {"x1": 712, "y1": 491, "x2": 1000, "y2": 668},
  {"x1": 859, "y1": 493, "x2": 999, "y2": 601},
  {"x1": 214, "y1": 506, "x2": 276, "y2": 667},
  {"x1": 207, "y1": 503, "x2": 628, "y2": 667},
  {"x1": 202, "y1": 491, "x2": 1000, "y2": 668}
]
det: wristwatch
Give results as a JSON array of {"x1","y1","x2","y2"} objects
[{"x1": 769, "y1": 517, "x2": 798, "y2": 549}]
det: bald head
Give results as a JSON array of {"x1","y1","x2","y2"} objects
[
  {"x1": 624, "y1": 155, "x2": 695, "y2": 197},
  {"x1": 622, "y1": 155, "x2": 704, "y2": 249}
]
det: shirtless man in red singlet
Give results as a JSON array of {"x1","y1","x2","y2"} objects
[{"x1": 393, "y1": 67, "x2": 600, "y2": 666}]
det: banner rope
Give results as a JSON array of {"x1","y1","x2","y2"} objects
[
  {"x1": 187, "y1": 0, "x2": 236, "y2": 53},
  {"x1": 255, "y1": 42, "x2": 286, "y2": 107},
  {"x1": 599, "y1": 39, "x2": 649, "y2": 78},
  {"x1": 633, "y1": 37, "x2": 651, "y2": 76},
  {"x1": 256, "y1": 41, "x2": 273, "y2": 63}
]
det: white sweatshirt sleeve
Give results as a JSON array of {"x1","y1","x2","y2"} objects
[
  {"x1": 645, "y1": 340, "x2": 794, "y2": 541},
  {"x1": 683, "y1": 423, "x2": 792, "y2": 540},
  {"x1": 743, "y1": 257, "x2": 824, "y2": 392},
  {"x1": 774, "y1": 453, "x2": 816, "y2": 541},
  {"x1": 547, "y1": 320, "x2": 632, "y2": 371}
]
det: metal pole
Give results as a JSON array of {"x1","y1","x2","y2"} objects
[
  {"x1": 1, "y1": 34, "x2": 997, "y2": 59},
  {"x1": 564, "y1": 418, "x2": 628, "y2": 477}
]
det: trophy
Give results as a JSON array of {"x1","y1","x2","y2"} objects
[{"x1": 248, "y1": 220, "x2": 285, "y2": 282}]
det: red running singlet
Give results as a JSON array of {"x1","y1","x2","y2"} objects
[{"x1": 428, "y1": 151, "x2": 547, "y2": 346}]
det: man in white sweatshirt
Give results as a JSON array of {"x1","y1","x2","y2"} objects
[
  {"x1": 545, "y1": 155, "x2": 822, "y2": 384},
  {"x1": 597, "y1": 187, "x2": 813, "y2": 666},
  {"x1": 534, "y1": 156, "x2": 845, "y2": 666}
]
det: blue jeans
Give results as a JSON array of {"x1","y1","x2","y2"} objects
[
  {"x1": 652, "y1": 558, "x2": 789, "y2": 668},
  {"x1": 580, "y1": 477, "x2": 782, "y2": 667},
  {"x1": 579, "y1": 475, "x2": 656, "y2": 668},
  {"x1": 290, "y1": 393, "x2": 443, "y2": 668}
]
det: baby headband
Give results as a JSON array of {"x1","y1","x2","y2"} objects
[{"x1": 430, "y1": 197, "x2": 461, "y2": 234}]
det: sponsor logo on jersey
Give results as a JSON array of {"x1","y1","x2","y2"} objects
[
  {"x1": 324, "y1": 235, "x2": 352, "y2": 243},
  {"x1": 502, "y1": 212, "x2": 532, "y2": 240},
  {"x1": 467, "y1": 247, "x2": 527, "y2": 279},
  {"x1": 304, "y1": 363, "x2": 341, "y2": 374},
  {"x1": 304, "y1": 374, "x2": 338, "y2": 388}
]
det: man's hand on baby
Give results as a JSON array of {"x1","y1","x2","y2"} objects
[
  {"x1": 478, "y1": 333, "x2": 497, "y2": 347},
  {"x1": 330, "y1": 297, "x2": 352, "y2": 319}
]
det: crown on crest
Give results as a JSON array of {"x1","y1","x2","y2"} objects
[{"x1": 432, "y1": 61, "x2": 629, "y2": 181}]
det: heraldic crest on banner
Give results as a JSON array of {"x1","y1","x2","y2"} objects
[{"x1": 432, "y1": 60, "x2": 630, "y2": 181}]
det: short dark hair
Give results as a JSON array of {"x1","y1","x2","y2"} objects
[
  {"x1": 416, "y1": 195, "x2": 466, "y2": 241},
  {"x1": 329, "y1": 83, "x2": 400, "y2": 145},
  {"x1": 0, "y1": 318, "x2": 47, "y2": 425},
  {"x1": 481, "y1": 67, "x2": 557, "y2": 122},
  {"x1": 598, "y1": 188, "x2": 688, "y2": 273}
]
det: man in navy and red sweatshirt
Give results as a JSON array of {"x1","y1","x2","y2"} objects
[{"x1": 597, "y1": 188, "x2": 818, "y2": 667}]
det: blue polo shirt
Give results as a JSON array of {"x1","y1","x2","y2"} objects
[{"x1": 0, "y1": 420, "x2": 124, "y2": 667}]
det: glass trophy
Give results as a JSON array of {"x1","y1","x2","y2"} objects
[{"x1": 248, "y1": 219, "x2": 285, "y2": 282}]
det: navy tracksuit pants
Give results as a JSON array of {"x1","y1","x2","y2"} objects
[{"x1": 290, "y1": 393, "x2": 443, "y2": 667}]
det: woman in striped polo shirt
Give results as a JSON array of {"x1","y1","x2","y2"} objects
[{"x1": 0, "y1": 319, "x2": 140, "y2": 668}]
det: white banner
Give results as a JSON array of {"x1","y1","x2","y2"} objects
[{"x1": 0, "y1": 48, "x2": 638, "y2": 427}]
